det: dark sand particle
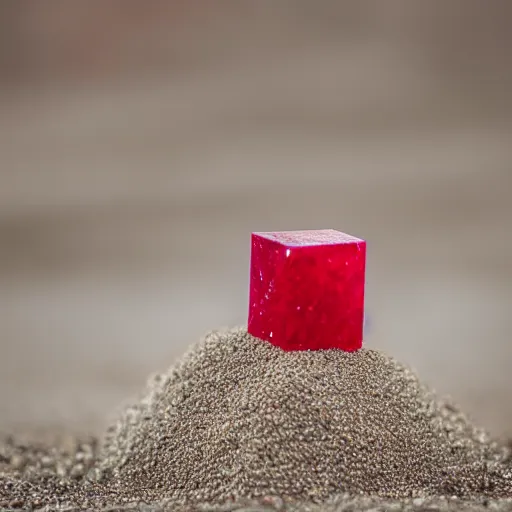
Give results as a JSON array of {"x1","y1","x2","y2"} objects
[{"x1": 1, "y1": 328, "x2": 512, "y2": 510}]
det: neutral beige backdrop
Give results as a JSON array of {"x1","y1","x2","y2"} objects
[{"x1": 1, "y1": 1, "x2": 511, "y2": 438}]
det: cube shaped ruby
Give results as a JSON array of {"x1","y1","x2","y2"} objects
[{"x1": 248, "y1": 230, "x2": 366, "y2": 351}]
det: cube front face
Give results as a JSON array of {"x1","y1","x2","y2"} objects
[{"x1": 248, "y1": 230, "x2": 366, "y2": 351}]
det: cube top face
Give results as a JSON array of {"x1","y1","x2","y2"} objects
[
  {"x1": 248, "y1": 230, "x2": 366, "y2": 352},
  {"x1": 254, "y1": 229, "x2": 364, "y2": 247}
]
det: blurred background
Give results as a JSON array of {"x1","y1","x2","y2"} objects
[{"x1": 1, "y1": 1, "x2": 511, "y2": 439}]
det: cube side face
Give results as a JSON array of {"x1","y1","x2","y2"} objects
[
  {"x1": 248, "y1": 233, "x2": 285, "y2": 342},
  {"x1": 248, "y1": 231, "x2": 366, "y2": 351}
]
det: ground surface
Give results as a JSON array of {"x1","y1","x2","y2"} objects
[
  {"x1": 1, "y1": 423, "x2": 512, "y2": 510},
  {"x1": 2, "y1": 451, "x2": 512, "y2": 511}
]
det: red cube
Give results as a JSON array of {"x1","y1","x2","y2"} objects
[{"x1": 248, "y1": 230, "x2": 366, "y2": 351}]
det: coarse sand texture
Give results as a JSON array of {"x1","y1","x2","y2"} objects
[{"x1": 99, "y1": 328, "x2": 512, "y2": 504}]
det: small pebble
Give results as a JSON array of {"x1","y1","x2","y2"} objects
[
  {"x1": 41, "y1": 455, "x2": 54, "y2": 468},
  {"x1": 9, "y1": 454, "x2": 26, "y2": 470},
  {"x1": 70, "y1": 463, "x2": 85, "y2": 479}
]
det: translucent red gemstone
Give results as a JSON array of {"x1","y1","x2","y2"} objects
[{"x1": 248, "y1": 230, "x2": 366, "y2": 351}]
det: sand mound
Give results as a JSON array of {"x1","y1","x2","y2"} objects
[{"x1": 99, "y1": 328, "x2": 511, "y2": 504}]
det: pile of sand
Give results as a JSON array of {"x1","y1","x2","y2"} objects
[
  {"x1": 99, "y1": 328, "x2": 512, "y2": 504},
  {"x1": 2, "y1": 328, "x2": 512, "y2": 510}
]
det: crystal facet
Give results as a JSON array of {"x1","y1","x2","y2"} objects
[{"x1": 248, "y1": 229, "x2": 366, "y2": 351}]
